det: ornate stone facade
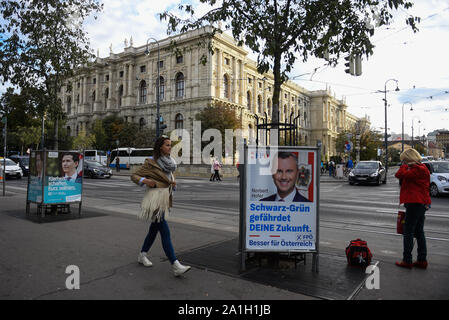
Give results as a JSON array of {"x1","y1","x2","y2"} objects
[{"x1": 60, "y1": 27, "x2": 367, "y2": 160}]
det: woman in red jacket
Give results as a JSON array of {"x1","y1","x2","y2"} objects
[{"x1": 395, "y1": 148, "x2": 431, "y2": 269}]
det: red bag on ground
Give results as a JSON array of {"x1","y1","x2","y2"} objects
[
  {"x1": 345, "y1": 239, "x2": 372, "y2": 267},
  {"x1": 397, "y1": 210, "x2": 405, "y2": 234}
]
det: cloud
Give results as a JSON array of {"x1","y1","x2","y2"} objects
[{"x1": 398, "y1": 88, "x2": 449, "y2": 104}]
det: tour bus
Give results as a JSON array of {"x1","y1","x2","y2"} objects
[
  {"x1": 109, "y1": 148, "x2": 153, "y2": 169},
  {"x1": 84, "y1": 150, "x2": 108, "y2": 166}
]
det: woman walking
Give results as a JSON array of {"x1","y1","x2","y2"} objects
[
  {"x1": 394, "y1": 148, "x2": 431, "y2": 269},
  {"x1": 131, "y1": 136, "x2": 191, "y2": 276}
]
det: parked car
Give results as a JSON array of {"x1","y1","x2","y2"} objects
[
  {"x1": 348, "y1": 161, "x2": 386, "y2": 185},
  {"x1": 9, "y1": 155, "x2": 30, "y2": 176},
  {"x1": 84, "y1": 160, "x2": 113, "y2": 179},
  {"x1": 423, "y1": 161, "x2": 449, "y2": 197},
  {"x1": 0, "y1": 157, "x2": 23, "y2": 179}
]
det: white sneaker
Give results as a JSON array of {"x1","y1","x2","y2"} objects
[
  {"x1": 137, "y1": 252, "x2": 153, "y2": 267},
  {"x1": 172, "y1": 260, "x2": 191, "y2": 277}
]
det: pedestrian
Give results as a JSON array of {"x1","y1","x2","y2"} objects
[
  {"x1": 329, "y1": 160, "x2": 334, "y2": 177},
  {"x1": 131, "y1": 136, "x2": 191, "y2": 277},
  {"x1": 209, "y1": 156, "x2": 215, "y2": 181},
  {"x1": 394, "y1": 148, "x2": 431, "y2": 269},
  {"x1": 116, "y1": 156, "x2": 120, "y2": 172},
  {"x1": 213, "y1": 158, "x2": 222, "y2": 181}
]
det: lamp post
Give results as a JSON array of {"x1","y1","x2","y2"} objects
[
  {"x1": 381, "y1": 79, "x2": 399, "y2": 183},
  {"x1": 411, "y1": 116, "x2": 421, "y2": 148},
  {"x1": 402, "y1": 102, "x2": 412, "y2": 153},
  {"x1": 145, "y1": 38, "x2": 161, "y2": 138}
]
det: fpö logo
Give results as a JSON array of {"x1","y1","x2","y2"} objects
[{"x1": 249, "y1": 151, "x2": 271, "y2": 161}]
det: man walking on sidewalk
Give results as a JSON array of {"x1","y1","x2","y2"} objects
[{"x1": 116, "y1": 156, "x2": 120, "y2": 172}]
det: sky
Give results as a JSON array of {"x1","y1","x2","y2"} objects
[{"x1": 3, "y1": 0, "x2": 449, "y2": 138}]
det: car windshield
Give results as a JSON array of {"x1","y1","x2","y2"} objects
[
  {"x1": 85, "y1": 161, "x2": 104, "y2": 168},
  {"x1": 1, "y1": 159, "x2": 17, "y2": 166},
  {"x1": 355, "y1": 162, "x2": 378, "y2": 169},
  {"x1": 432, "y1": 162, "x2": 449, "y2": 173}
]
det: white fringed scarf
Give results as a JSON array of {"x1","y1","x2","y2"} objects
[{"x1": 137, "y1": 157, "x2": 176, "y2": 222}]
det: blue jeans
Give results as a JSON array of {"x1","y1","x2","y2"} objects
[
  {"x1": 141, "y1": 219, "x2": 177, "y2": 264},
  {"x1": 403, "y1": 203, "x2": 427, "y2": 264}
]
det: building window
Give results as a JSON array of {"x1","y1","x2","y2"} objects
[
  {"x1": 105, "y1": 75, "x2": 109, "y2": 81},
  {"x1": 76, "y1": 94, "x2": 80, "y2": 105},
  {"x1": 175, "y1": 113, "x2": 184, "y2": 129},
  {"x1": 225, "y1": 57, "x2": 230, "y2": 65},
  {"x1": 247, "y1": 91, "x2": 252, "y2": 111},
  {"x1": 104, "y1": 88, "x2": 109, "y2": 109},
  {"x1": 258, "y1": 95, "x2": 262, "y2": 114},
  {"x1": 77, "y1": 82, "x2": 80, "y2": 88},
  {"x1": 248, "y1": 78, "x2": 252, "y2": 84},
  {"x1": 118, "y1": 85, "x2": 123, "y2": 107},
  {"x1": 139, "y1": 117, "x2": 145, "y2": 130},
  {"x1": 93, "y1": 78, "x2": 96, "y2": 85},
  {"x1": 67, "y1": 97, "x2": 71, "y2": 115},
  {"x1": 92, "y1": 90, "x2": 96, "y2": 102},
  {"x1": 159, "y1": 60, "x2": 164, "y2": 68},
  {"x1": 223, "y1": 74, "x2": 230, "y2": 99},
  {"x1": 139, "y1": 80, "x2": 147, "y2": 104},
  {"x1": 158, "y1": 76, "x2": 165, "y2": 101},
  {"x1": 119, "y1": 71, "x2": 124, "y2": 78},
  {"x1": 176, "y1": 55, "x2": 183, "y2": 64},
  {"x1": 140, "y1": 65, "x2": 146, "y2": 73},
  {"x1": 175, "y1": 73, "x2": 184, "y2": 98}
]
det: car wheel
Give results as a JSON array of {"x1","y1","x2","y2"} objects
[{"x1": 430, "y1": 183, "x2": 439, "y2": 197}]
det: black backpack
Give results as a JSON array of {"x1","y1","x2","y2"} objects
[{"x1": 345, "y1": 239, "x2": 372, "y2": 267}]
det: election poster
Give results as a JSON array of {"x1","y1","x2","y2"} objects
[
  {"x1": 244, "y1": 146, "x2": 318, "y2": 252},
  {"x1": 27, "y1": 151, "x2": 83, "y2": 204}
]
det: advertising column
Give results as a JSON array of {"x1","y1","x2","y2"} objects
[{"x1": 244, "y1": 146, "x2": 318, "y2": 252}]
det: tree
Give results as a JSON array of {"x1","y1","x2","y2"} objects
[
  {"x1": 72, "y1": 130, "x2": 95, "y2": 151},
  {"x1": 0, "y1": 0, "x2": 103, "y2": 149},
  {"x1": 195, "y1": 104, "x2": 241, "y2": 160},
  {"x1": 161, "y1": 0, "x2": 419, "y2": 126}
]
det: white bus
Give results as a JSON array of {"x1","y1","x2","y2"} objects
[
  {"x1": 109, "y1": 148, "x2": 153, "y2": 169},
  {"x1": 84, "y1": 150, "x2": 108, "y2": 166}
]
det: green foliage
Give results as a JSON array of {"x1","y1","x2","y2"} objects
[
  {"x1": 0, "y1": 0, "x2": 103, "y2": 148},
  {"x1": 160, "y1": 0, "x2": 419, "y2": 124},
  {"x1": 72, "y1": 130, "x2": 95, "y2": 151}
]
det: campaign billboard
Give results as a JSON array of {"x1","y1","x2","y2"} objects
[
  {"x1": 27, "y1": 150, "x2": 83, "y2": 204},
  {"x1": 244, "y1": 146, "x2": 318, "y2": 252}
]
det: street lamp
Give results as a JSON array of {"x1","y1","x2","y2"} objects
[
  {"x1": 411, "y1": 116, "x2": 421, "y2": 148},
  {"x1": 380, "y1": 79, "x2": 399, "y2": 183},
  {"x1": 145, "y1": 37, "x2": 161, "y2": 138},
  {"x1": 402, "y1": 102, "x2": 412, "y2": 153}
]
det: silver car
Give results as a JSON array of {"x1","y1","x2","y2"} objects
[
  {"x1": 423, "y1": 161, "x2": 449, "y2": 197},
  {"x1": 0, "y1": 158, "x2": 23, "y2": 179}
]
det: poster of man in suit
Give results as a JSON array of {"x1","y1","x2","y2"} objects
[{"x1": 245, "y1": 146, "x2": 318, "y2": 252}]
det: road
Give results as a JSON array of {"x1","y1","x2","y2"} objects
[{"x1": 3, "y1": 171, "x2": 449, "y2": 299}]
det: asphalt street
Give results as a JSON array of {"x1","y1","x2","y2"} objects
[{"x1": 1, "y1": 168, "x2": 449, "y2": 300}]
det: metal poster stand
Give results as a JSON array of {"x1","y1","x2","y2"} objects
[
  {"x1": 25, "y1": 150, "x2": 83, "y2": 222},
  {"x1": 239, "y1": 142, "x2": 320, "y2": 273}
]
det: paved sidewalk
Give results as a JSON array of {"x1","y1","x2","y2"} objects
[{"x1": 1, "y1": 181, "x2": 447, "y2": 300}]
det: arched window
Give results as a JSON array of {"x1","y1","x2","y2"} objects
[
  {"x1": 258, "y1": 95, "x2": 262, "y2": 114},
  {"x1": 247, "y1": 91, "x2": 252, "y2": 111},
  {"x1": 139, "y1": 80, "x2": 147, "y2": 104},
  {"x1": 118, "y1": 85, "x2": 123, "y2": 107},
  {"x1": 139, "y1": 117, "x2": 145, "y2": 130},
  {"x1": 223, "y1": 74, "x2": 230, "y2": 99},
  {"x1": 158, "y1": 76, "x2": 165, "y2": 101},
  {"x1": 175, "y1": 73, "x2": 184, "y2": 98},
  {"x1": 175, "y1": 113, "x2": 184, "y2": 129}
]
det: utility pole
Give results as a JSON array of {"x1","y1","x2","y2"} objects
[{"x1": 2, "y1": 116, "x2": 6, "y2": 196}]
